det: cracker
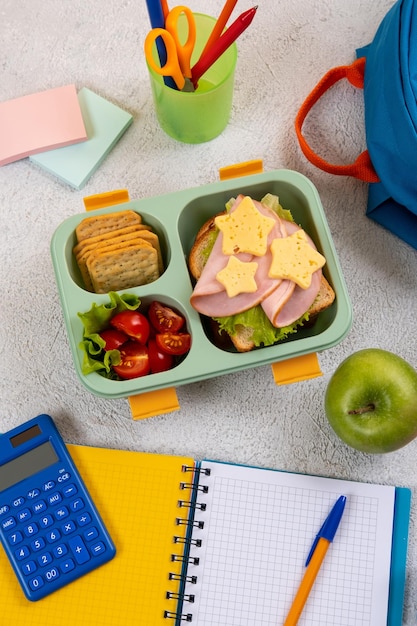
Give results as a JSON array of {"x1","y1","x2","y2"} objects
[
  {"x1": 75, "y1": 230, "x2": 154, "y2": 290},
  {"x1": 79, "y1": 237, "x2": 154, "y2": 291},
  {"x1": 75, "y1": 210, "x2": 142, "y2": 242},
  {"x1": 128, "y1": 230, "x2": 163, "y2": 273},
  {"x1": 87, "y1": 244, "x2": 160, "y2": 294},
  {"x1": 73, "y1": 224, "x2": 151, "y2": 258}
]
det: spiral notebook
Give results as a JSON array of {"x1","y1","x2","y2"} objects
[{"x1": 0, "y1": 445, "x2": 410, "y2": 626}]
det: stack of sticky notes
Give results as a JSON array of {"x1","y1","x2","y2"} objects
[{"x1": 0, "y1": 84, "x2": 133, "y2": 188}]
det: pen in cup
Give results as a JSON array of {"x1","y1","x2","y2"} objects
[
  {"x1": 198, "y1": 0, "x2": 239, "y2": 60},
  {"x1": 283, "y1": 495, "x2": 347, "y2": 626},
  {"x1": 145, "y1": 0, "x2": 177, "y2": 89},
  {"x1": 191, "y1": 6, "x2": 258, "y2": 89}
]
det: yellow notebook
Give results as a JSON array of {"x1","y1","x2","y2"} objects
[
  {"x1": 1, "y1": 445, "x2": 194, "y2": 625},
  {"x1": 0, "y1": 445, "x2": 410, "y2": 625}
]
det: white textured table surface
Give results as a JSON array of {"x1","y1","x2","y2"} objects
[{"x1": 1, "y1": 0, "x2": 416, "y2": 622}]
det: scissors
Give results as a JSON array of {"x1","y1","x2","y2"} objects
[{"x1": 145, "y1": 5, "x2": 196, "y2": 91}]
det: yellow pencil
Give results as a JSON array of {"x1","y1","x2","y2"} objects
[{"x1": 283, "y1": 495, "x2": 346, "y2": 626}]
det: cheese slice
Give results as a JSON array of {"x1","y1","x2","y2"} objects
[
  {"x1": 216, "y1": 256, "x2": 258, "y2": 298},
  {"x1": 269, "y1": 229, "x2": 326, "y2": 289},
  {"x1": 214, "y1": 196, "x2": 275, "y2": 256}
]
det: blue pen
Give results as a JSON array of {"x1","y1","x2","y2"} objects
[
  {"x1": 284, "y1": 495, "x2": 347, "y2": 626},
  {"x1": 145, "y1": 0, "x2": 177, "y2": 89}
]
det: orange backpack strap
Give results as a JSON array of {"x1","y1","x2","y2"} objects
[{"x1": 295, "y1": 57, "x2": 379, "y2": 183}]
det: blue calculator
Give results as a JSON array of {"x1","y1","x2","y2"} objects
[{"x1": 0, "y1": 414, "x2": 116, "y2": 601}]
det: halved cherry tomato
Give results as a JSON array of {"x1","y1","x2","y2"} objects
[
  {"x1": 110, "y1": 310, "x2": 150, "y2": 345},
  {"x1": 148, "y1": 338, "x2": 174, "y2": 373},
  {"x1": 99, "y1": 329, "x2": 129, "y2": 351},
  {"x1": 148, "y1": 301, "x2": 185, "y2": 333},
  {"x1": 112, "y1": 341, "x2": 150, "y2": 379},
  {"x1": 155, "y1": 332, "x2": 191, "y2": 356}
]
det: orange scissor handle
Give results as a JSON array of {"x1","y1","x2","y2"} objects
[
  {"x1": 165, "y1": 5, "x2": 196, "y2": 78},
  {"x1": 144, "y1": 28, "x2": 185, "y2": 90}
]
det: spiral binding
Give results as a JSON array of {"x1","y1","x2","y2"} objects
[
  {"x1": 182, "y1": 464, "x2": 211, "y2": 476},
  {"x1": 164, "y1": 464, "x2": 210, "y2": 622}
]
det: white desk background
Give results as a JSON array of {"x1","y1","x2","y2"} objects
[{"x1": 1, "y1": 1, "x2": 416, "y2": 622}]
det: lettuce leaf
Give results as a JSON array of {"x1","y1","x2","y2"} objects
[
  {"x1": 78, "y1": 291, "x2": 141, "y2": 377},
  {"x1": 214, "y1": 307, "x2": 310, "y2": 348}
]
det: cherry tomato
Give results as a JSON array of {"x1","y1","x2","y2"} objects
[
  {"x1": 99, "y1": 329, "x2": 129, "y2": 351},
  {"x1": 155, "y1": 332, "x2": 191, "y2": 356},
  {"x1": 148, "y1": 301, "x2": 185, "y2": 333},
  {"x1": 148, "y1": 338, "x2": 174, "y2": 373},
  {"x1": 112, "y1": 341, "x2": 150, "y2": 379},
  {"x1": 110, "y1": 310, "x2": 150, "y2": 345}
]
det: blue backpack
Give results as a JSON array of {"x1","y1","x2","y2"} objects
[{"x1": 295, "y1": 0, "x2": 417, "y2": 249}]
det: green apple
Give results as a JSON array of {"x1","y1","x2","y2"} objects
[{"x1": 324, "y1": 348, "x2": 417, "y2": 453}]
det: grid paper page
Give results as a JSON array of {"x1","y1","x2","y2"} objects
[
  {"x1": 184, "y1": 461, "x2": 395, "y2": 626},
  {"x1": 0, "y1": 444, "x2": 194, "y2": 626}
]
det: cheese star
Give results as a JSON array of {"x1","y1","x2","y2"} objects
[
  {"x1": 216, "y1": 256, "x2": 258, "y2": 298},
  {"x1": 269, "y1": 229, "x2": 326, "y2": 289},
  {"x1": 214, "y1": 196, "x2": 275, "y2": 256}
]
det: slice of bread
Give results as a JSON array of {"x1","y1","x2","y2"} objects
[{"x1": 188, "y1": 215, "x2": 335, "y2": 352}]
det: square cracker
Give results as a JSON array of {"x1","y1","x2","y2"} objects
[
  {"x1": 87, "y1": 243, "x2": 159, "y2": 294},
  {"x1": 73, "y1": 224, "x2": 151, "y2": 258},
  {"x1": 75, "y1": 210, "x2": 142, "y2": 242},
  {"x1": 78, "y1": 236, "x2": 154, "y2": 291}
]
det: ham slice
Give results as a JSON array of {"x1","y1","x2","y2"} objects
[
  {"x1": 189, "y1": 196, "x2": 322, "y2": 327},
  {"x1": 260, "y1": 221, "x2": 322, "y2": 327}
]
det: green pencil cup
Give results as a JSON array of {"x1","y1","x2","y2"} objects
[{"x1": 146, "y1": 13, "x2": 238, "y2": 143}]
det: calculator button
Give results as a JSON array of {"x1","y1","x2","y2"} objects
[
  {"x1": 60, "y1": 558, "x2": 75, "y2": 574},
  {"x1": 48, "y1": 492, "x2": 62, "y2": 506},
  {"x1": 24, "y1": 522, "x2": 39, "y2": 538},
  {"x1": 77, "y1": 512, "x2": 91, "y2": 526},
  {"x1": 0, "y1": 504, "x2": 10, "y2": 516},
  {"x1": 18, "y1": 508, "x2": 32, "y2": 522},
  {"x1": 22, "y1": 560, "x2": 37, "y2": 575},
  {"x1": 43, "y1": 480, "x2": 55, "y2": 492},
  {"x1": 46, "y1": 529, "x2": 61, "y2": 543},
  {"x1": 63, "y1": 484, "x2": 77, "y2": 498},
  {"x1": 12, "y1": 497, "x2": 25, "y2": 508},
  {"x1": 37, "y1": 552, "x2": 53, "y2": 567},
  {"x1": 62, "y1": 521, "x2": 76, "y2": 535},
  {"x1": 32, "y1": 500, "x2": 47, "y2": 514},
  {"x1": 15, "y1": 545, "x2": 30, "y2": 560},
  {"x1": 91, "y1": 541, "x2": 106, "y2": 558},
  {"x1": 2, "y1": 516, "x2": 16, "y2": 531},
  {"x1": 69, "y1": 535, "x2": 90, "y2": 565},
  {"x1": 57, "y1": 472, "x2": 71, "y2": 483},
  {"x1": 29, "y1": 575, "x2": 44, "y2": 591},
  {"x1": 44, "y1": 566, "x2": 60, "y2": 583},
  {"x1": 39, "y1": 514, "x2": 54, "y2": 529},
  {"x1": 31, "y1": 537, "x2": 46, "y2": 552},
  {"x1": 84, "y1": 527, "x2": 99, "y2": 542},
  {"x1": 53, "y1": 543, "x2": 68, "y2": 559},
  {"x1": 27, "y1": 488, "x2": 40, "y2": 499},
  {"x1": 8, "y1": 530, "x2": 23, "y2": 546},
  {"x1": 70, "y1": 498, "x2": 84, "y2": 512},
  {"x1": 55, "y1": 506, "x2": 69, "y2": 521}
]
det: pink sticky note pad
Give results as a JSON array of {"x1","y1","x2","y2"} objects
[{"x1": 0, "y1": 85, "x2": 87, "y2": 166}]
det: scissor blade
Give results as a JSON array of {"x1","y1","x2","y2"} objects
[{"x1": 181, "y1": 77, "x2": 195, "y2": 92}]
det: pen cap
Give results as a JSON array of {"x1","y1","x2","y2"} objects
[
  {"x1": 305, "y1": 495, "x2": 346, "y2": 565},
  {"x1": 320, "y1": 495, "x2": 346, "y2": 542}
]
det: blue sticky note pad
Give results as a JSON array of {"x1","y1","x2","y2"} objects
[{"x1": 29, "y1": 88, "x2": 133, "y2": 189}]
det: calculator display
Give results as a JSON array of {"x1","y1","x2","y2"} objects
[{"x1": 0, "y1": 441, "x2": 59, "y2": 491}]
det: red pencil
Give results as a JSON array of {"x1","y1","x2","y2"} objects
[
  {"x1": 191, "y1": 6, "x2": 258, "y2": 89},
  {"x1": 199, "y1": 0, "x2": 238, "y2": 60}
]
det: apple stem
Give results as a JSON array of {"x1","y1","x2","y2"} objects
[{"x1": 348, "y1": 403, "x2": 375, "y2": 415}]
